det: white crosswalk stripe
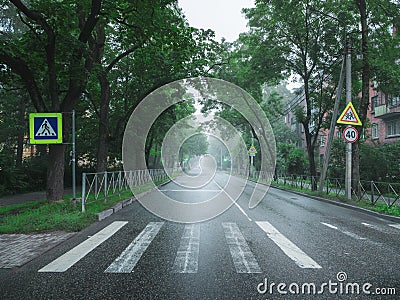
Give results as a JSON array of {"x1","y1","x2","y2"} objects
[
  {"x1": 256, "y1": 221, "x2": 321, "y2": 269},
  {"x1": 222, "y1": 222, "x2": 261, "y2": 273},
  {"x1": 105, "y1": 222, "x2": 164, "y2": 273},
  {"x1": 39, "y1": 221, "x2": 128, "y2": 273},
  {"x1": 173, "y1": 224, "x2": 200, "y2": 273}
]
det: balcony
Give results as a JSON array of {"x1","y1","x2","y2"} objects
[{"x1": 374, "y1": 104, "x2": 400, "y2": 119}]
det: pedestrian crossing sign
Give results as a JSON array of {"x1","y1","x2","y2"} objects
[
  {"x1": 29, "y1": 113, "x2": 63, "y2": 144},
  {"x1": 248, "y1": 144, "x2": 257, "y2": 156},
  {"x1": 337, "y1": 102, "x2": 362, "y2": 126}
]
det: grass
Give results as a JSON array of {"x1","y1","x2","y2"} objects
[
  {"x1": 270, "y1": 181, "x2": 400, "y2": 217},
  {"x1": 0, "y1": 178, "x2": 170, "y2": 234}
]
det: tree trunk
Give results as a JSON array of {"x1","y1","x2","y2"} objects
[
  {"x1": 96, "y1": 73, "x2": 110, "y2": 173},
  {"x1": 303, "y1": 119, "x2": 317, "y2": 190},
  {"x1": 306, "y1": 137, "x2": 317, "y2": 190},
  {"x1": 352, "y1": 141, "x2": 361, "y2": 197},
  {"x1": 16, "y1": 98, "x2": 25, "y2": 167},
  {"x1": 145, "y1": 134, "x2": 154, "y2": 168},
  {"x1": 152, "y1": 143, "x2": 159, "y2": 168},
  {"x1": 353, "y1": 0, "x2": 370, "y2": 197},
  {"x1": 46, "y1": 144, "x2": 66, "y2": 201}
]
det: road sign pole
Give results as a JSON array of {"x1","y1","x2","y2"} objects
[
  {"x1": 72, "y1": 110, "x2": 76, "y2": 200},
  {"x1": 345, "y1": 38, "x2": 352, "y2": 200}
]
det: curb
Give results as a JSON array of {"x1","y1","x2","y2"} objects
[
  {"x1": 270, "y1": 185, "x2": 400, "y2": 223},
  {"x1": 96, "y1": 180, "x2": 172, "y2": 221}
]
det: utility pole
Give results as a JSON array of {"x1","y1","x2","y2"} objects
[
  {"x1": 345, "y1": 38, "x2": 352, "y2": 200},
  {"x1": 310, "y1": 8, "x2": 352, "y2": 199}
]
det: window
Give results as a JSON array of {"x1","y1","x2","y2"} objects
[
  {"x1": 391, "y1": 96, "x2": 400, "y2": 107},
  {"x1": 291, "y1": 117, "x2": 297, "y2": 132},
  {"x1": 320, "y1": 135, "x2": 325, "y2": 147},
  {"x1": 386, "y1": 120, "x2": 400, "y2": 138},
  {"x1": 336, "y1": 129, "x2": 341, "y2": 138},
  {"x1": 371, "y1": 95, "x2": 379, "y2": 110},
  {"x1": 372, "y1": 124, "x2": 379, "y2": 140}
]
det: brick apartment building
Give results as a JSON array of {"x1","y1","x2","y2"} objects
[
  {"x1": 368, "y1": 85, "x2": 400, "y2": 144},
  {"x1": 283, "y1": 84, "x2": 400, "y2": 168}
]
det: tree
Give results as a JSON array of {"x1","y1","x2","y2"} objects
[
  {"x1": 351, "y1": 0, "x2": 400, "y2": 195},
  {"x1": 1, "y1": 0, "x2": 102, "y2": 201},
  {"x1": 86, "y1": 3, "x2": 222, "y2": 172},
  {"x1": 179, "y1": 133, "x2": 209, "y2": 166},
  {"x1": 277, "y1": 142, "x2": 308, "y2": 175},
  {"x1": 241, "y1": 0, "x2": 344, "y2": 188}
]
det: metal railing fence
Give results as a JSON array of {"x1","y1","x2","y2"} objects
[
  {"x1": 272, "y1": 174, "x2": 400, "y2": 208},
  {"x1": 230, "y1": 170, "x2": 400, "y2": 208},
  {"x1": 81, "y1": 169, "x2": 172, "y2": 212}
]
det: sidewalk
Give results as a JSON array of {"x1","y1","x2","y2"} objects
[
  {"x1": 0, "y1": 188, "x2": 76, "y2": 207},
  {"x1": 0, "y1": 189, "x2": 76, "y2": 268}
]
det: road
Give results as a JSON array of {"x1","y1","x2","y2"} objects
[{"x1": 0, "y1": 171, "x2": 399, "y2": 299}]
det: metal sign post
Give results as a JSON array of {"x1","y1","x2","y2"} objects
[
  {"x1": 248, "y1": 143, "x2": 257, "y2": 177},
  {"x1": 29, "y1": 111, "x2": 76, "y2": 200},
  {"x1": 71, "y1": 110, "x2": 76, "y2": 201}
]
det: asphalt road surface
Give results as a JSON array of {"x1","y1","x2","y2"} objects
[{"x1": 0, "y1": 171, "x2": 399, "y2": 299}]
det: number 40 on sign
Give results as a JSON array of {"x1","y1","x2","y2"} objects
[{"x1": 342, "y1": 126, "x2": 359, "y2": 143}]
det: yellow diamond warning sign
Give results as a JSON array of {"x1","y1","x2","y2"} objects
[{"x1": 337, "y1": 102, "x2": 362, "y2": 126}]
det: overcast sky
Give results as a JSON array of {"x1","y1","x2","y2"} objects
[{"x1": 178, "y1": 0, "x2": 255, "y2": 42}]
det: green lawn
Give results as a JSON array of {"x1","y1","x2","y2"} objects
[
  {"x1": 270, "y1": 182, "x2": 400, "y2": 217},
  {"x1": 0, "y1": 179, "x2": 169, "y2": 234}
]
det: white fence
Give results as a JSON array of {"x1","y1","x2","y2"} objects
[{"x1": 81, "y1": 169, "x2": 171, "y2": 212}]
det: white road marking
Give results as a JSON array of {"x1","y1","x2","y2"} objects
[
  {"x1": 389, "y1": 224, "x2": 400, "y2": 230},
  {"x1": 105, "y1": 222, "x2": 164, "y2": 273},
  {"x1": 361, "y1": 222, "x2": 389, "y2": 233},
  {"x1": 361, "y1": 222, "x2": 374, "y2": 228},
  {"x1": 38, "y1": 221, "x2": 128, "y2": 273},
  {"x1": 321, "y1": 222, "x2": 366, "y2": 240},
  {"x1": 321, "y1": 222, "x2": 338, "y2": 230},
  {"x1": 256, "y1": 221, "x2": 321, "y2": 269},
  {"x1": 158, "y1": 190, "x2": 220, "y2": 192},
  {"x1": 173, "y1": 224, "x2": 200, "y2": 273},
  {"x1": 214, "y1": 180, "x2": 252, "y2": 222},
  {"x1": 222, "y1": 223, "x2": 261, "y2": 273}
]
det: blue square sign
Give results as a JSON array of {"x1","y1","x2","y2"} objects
[{"x1": 29, "y1": 113, "x2": 63, "y2": 144}]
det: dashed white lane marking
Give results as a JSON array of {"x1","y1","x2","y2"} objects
[
  {"x1": 362, "y1": 222, "x2": 376, "y2": 229},
  {"x1": 39, "y1": 221, "x2": 128, "y2": 272},
  {"x1": 389, "y1": 223, "x2": 400, "y2": 230},
  {"x1": 256, "y1": 221, "x2": 321, "y2": 269},
  {"x1": 222, "y1": 222, "x2": 261, "y2": 273},
  {"x1": 214, "y1": 180, "x2": 252, "y2": 222},
  {"x1": 321, "y1": 222, "x2": 366, "y2": 240},
  {"x1": 173, "y1": 224, "x2": 200, "y2": 273},
  {"x1": 158, "y1": 190, "x2": 220, "y2": 192},
  {"x1": 105, "y1": 222, "x2": 164, "y2": 273}
]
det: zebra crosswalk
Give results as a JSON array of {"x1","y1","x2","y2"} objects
[
  {"x1": 38, "y1": 220, "x2": 400, "y2": 274},
  {"x1": 38, "y1": 221, "x2": 128, "y2": 273},
  {"x1": 105, "y1": 222, "x2": 164, "y2": 273},
  {"x1": 173, "y1": 224, "x2": 200, "y2": 273},
  {"x1": 222, "y1": 222, "x2": 261, "y2": 273}
]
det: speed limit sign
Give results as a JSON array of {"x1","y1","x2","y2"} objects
[{"x1": 343, "y1": 126, "x2": 359, "y2": 143}]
